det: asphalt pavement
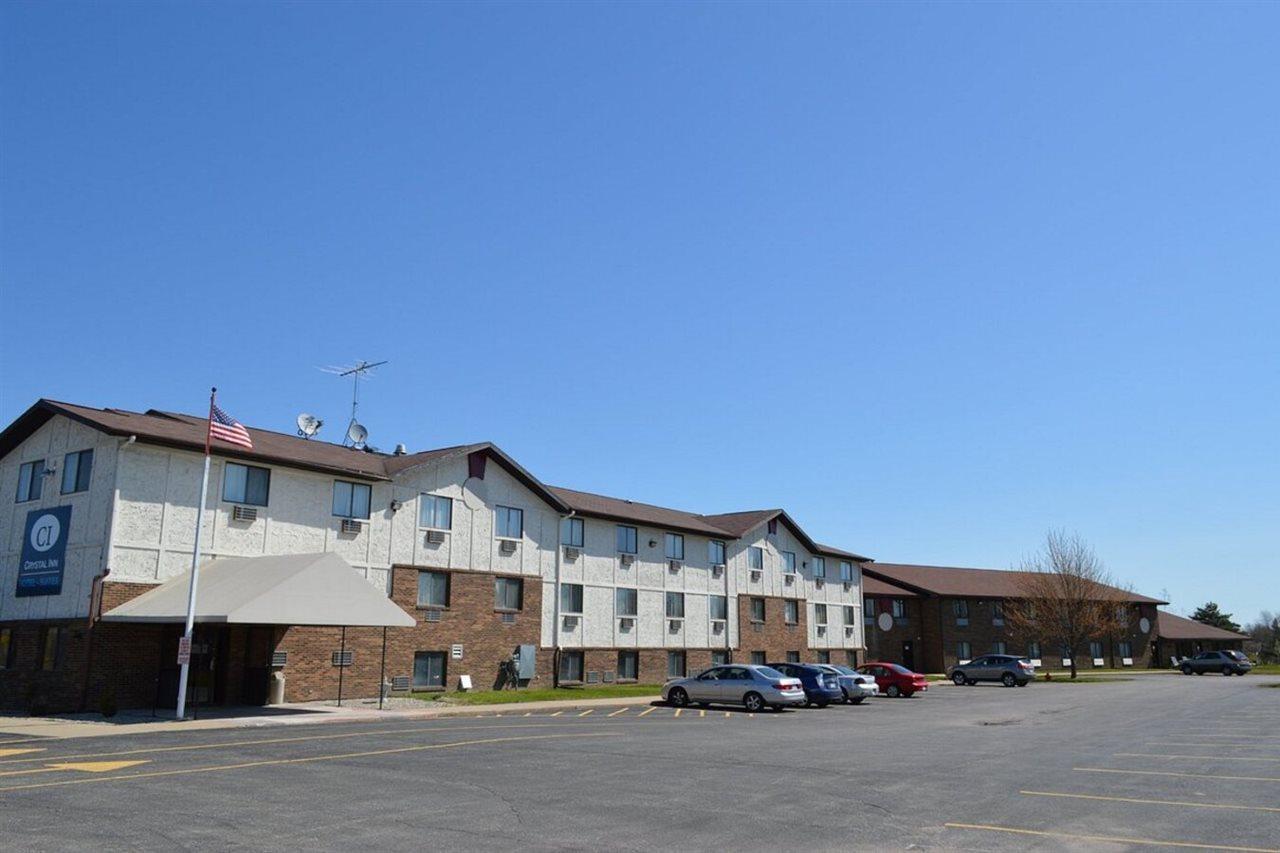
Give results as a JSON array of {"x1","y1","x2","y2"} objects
[{"x1": 1, "y1": 673, "x2": 1277, "y2": 851}]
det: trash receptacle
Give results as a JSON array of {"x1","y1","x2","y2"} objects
[{"x1": 268, "y1": 670, "x2": 285, "y2": 705}]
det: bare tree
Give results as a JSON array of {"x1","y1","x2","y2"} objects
[{"x1": 1004, "y1": 531, "x2": 1133, "y2": 679}]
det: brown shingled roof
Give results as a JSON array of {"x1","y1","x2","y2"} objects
[
  {"x1": 862, "y1": 574, "x2": 919, "y2": 597},
  {"x1": 549, "y1": 486, "x2": 734, "y2": 537},
  {"x1": 864, "y1": 562, "x2": 1165, "y2": 604},
  {"x1": 1157, "y1": 610, "x2": 1249, "y2": 641}
]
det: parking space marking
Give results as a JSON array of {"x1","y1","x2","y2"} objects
[
  {"x1": 0, "y1": 759, "x2": 151, "y2": 779},
  {"x1": 673, "y1": 708, "x2": 683, "y2": 717},
  {"x1": 1076, "y1": 766, "x2": 1280, "y2": 783},
  {"x1": 944, "y1": 822, "x2": 1279, "y2": 852},
  {"x1": 637, "y1": 707, "x2": 657, "y2": 717},
  {"x1": 550, "y1": 711, "x2": 564, "y2": 717},
  {"x1": 698, "y1": 710, "x2": 706, "y2": 718},
  {"x1": 577, "y1": 710, "x2": 593, "y2": 717},
  {"x1": 0, "y1": 749, "x2": 44, "y2": 759},
  {"x1": 1117, "y1": 752, "x2": 1280, "y2": 763},
  {"x1": 607, "y1": 708, "x2": 629, "y2": 717},
  {"x1": 1021, "y1": 790, "x2": 1280, "y2": 813},
  {"x1": 0, "y1": 731, "x2": 624, "y2": 794}
]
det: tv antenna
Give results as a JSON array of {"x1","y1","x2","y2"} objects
[{"x1": 320, "y1": 359, "x2": 387, "y2": 447}]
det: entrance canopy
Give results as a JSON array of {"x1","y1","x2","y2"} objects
[{"x1": 101, "y1": 552, "x2": 416, "y2": 627}]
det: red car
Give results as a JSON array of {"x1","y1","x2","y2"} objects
[{"x1": 857, "y1": 662, "x2": 929, "y2": 698}]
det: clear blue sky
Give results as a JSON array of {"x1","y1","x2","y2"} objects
[{"x1": 2, "y1": 2, "x2": 1276, "y2": 624}]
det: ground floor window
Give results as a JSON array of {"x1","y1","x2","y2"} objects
[
  {"x1": 617, "y1": 651, "x2": 638, "y2": 681},
  {"x1": 1118, "y1": 640, "x2": 1133, "y2": 659},
  {"x1": 992, "y1": 641, "x2": 1006, "y2": 655},
  {"x1": 711, "y1": 650, "x2": 729, "y2": 666},
  {"x1": 39, "y1": 626, "x2": 64, "y2": 671},
  {"x1": 786, "y1": 650, "x2": 800, "y2": 663},
  {"x1": 1089, "y1": 641, "x2": 1104, "y2": 661},
  {"x1": 1027, "y1": 641, "x2": 1041, "y2": 659},
  {"x1": 413, "y1": 651, "x2": 446, "y2": 689},
  {"x1": 0, "y1": 627, "x2": 12, "y2": 669},
  {"x1": 957, "y1": 641, "x2": 971, "y2": 661},
  {"x1": 816, "y1": 650, "x2": 830, "y2": 664},
  {"x1": 559, "y1": 650, "x2": 584, "y2": 683},
  {"x1": 494, "y1": 577, "x2": 523, "y2": 611},
  {"x1": 667, "y1": 651, "x2": 686, "y2": 678},
  {"x1": 845, "y1": 651, "x2": 858, "y2": 667},
  {"x1": 750, "y1": 651, "x2": 766, "y2": 665}
]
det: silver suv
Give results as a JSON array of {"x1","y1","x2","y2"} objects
[{"x1": 948, "y1": 654, "x2": 1035, "y2": 687}]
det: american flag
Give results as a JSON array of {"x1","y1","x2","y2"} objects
[{"x1": 209, "y1": 403, "x2": 253, "y2": 449}]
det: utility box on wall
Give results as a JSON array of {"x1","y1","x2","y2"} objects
[{"x1": 516, "y1": 644, "x2": 536, "y2": 680}]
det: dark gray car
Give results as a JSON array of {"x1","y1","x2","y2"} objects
[
  {"x1": 1180, "y1": 650, "x2": 1253, "y2": 676},
  {"x1": 948, "y1": 654, "x2": 1035, "y2": 687}
]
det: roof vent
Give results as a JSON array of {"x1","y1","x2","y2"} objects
[{"x1": 394, "y1": 443, "x2": 407, "y2": 456}]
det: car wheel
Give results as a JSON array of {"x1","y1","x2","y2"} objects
[
  {"x1": 743, "y1": 692, "x2": 765, "y2": 713},
  {"x1": 1181, "y1": 664, "x2": 1193, "y2": 675},
  {"x1": 669, "y1": 687, "x2": 689, "y2": 708},
  {"x1": 886, "y1": 685, "x2": 901, "y2": 698},
  {"x1": 1018, "y1": 680, "x2": 1029, "y2": 687},
  {"x1": 1001, "y1": 673, "x2": 1017, "y2": 687},
  {"x1": 952, "y1": 672, "x2": 967, "y2": 686},
  {"x1": 1222, "y1": 666, "x2": 1232, "y2": 676}
]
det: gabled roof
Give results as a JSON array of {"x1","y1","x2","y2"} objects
[
  {"x1": 862, "y1": 574, "x2": 919, "y2": 597},
  {"x1": 700, "y1": 509, "x2": 871, "y2": 562},
  {"x1": 1157, "y1": 610, "x2": 1249, "y2": 641},
  {"x1": 863, "y1": 562, "x2": 1166, "y2": 604},
  {"x1": 549, "y1": 486, "x2": 734, "y2": 537}
]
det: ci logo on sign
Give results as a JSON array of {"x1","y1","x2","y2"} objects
[
  {"x1": 17, "y1": 505, "x2": 72, "y2": 598},
  {"x1": 30, "y1": 513, "x2": 63, "y2": 552}
]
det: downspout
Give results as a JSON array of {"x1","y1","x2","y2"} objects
[
  {"x1": 552, "y1": 511, "x2": 574, "y2": 688},
  {"x1": 724, "y1": 541, "x2": 732, "y2": 663}
]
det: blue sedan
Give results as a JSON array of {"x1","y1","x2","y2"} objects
[{"x1": 766, "y1": 662, "x2": 844, "y2": 708}]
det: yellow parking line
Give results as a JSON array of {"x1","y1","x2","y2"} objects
[
  {"x1": 0, "y1": 732, "x2": 623, "y2": 794},
  {"x1": 0, "y1": 749, "x2": 44, "y2": 759},
  {"x1": 606, "y1": 708, "x2": 629, "y2": 718},
  {"x1": 673, "y1": 708, "x2": 683, "y2": 718},
  {"x1": 945, "y1": 822, "x2": 1278, "y2": 852},
  {"x1": 637, "y1": 707, "x2": 657, "y2": 717},
  {"x1": 698, "y1": 710, "x2": 706, "y2": 718},
  {"x1": 1021, "y1": 790, "x2": 1280, "y2": 813},
  {"x1": 577, "y1": 710, "x2": 593, "y2": 717},
  {"x1": 723, "y1": 712, "x2": 730, "y2": 717},
  {"x1": 550, "y1": 711, "x2": 564, "y2": 717},
  {"x1": 1077, "y1": 767, "x2": 1280, "y2": 783},
  {"x1": 1117, "y1": 752, "x2": 1280, "y2": 763}
]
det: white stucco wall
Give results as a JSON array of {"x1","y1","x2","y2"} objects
[{"x1": 0, "y1": 416, "x2": 119, "y2": 621}]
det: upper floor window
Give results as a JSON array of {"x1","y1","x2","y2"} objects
[
  {"x1": 664, "y1": 533, "x2": 684, "y2": 561},
  {"x1": 615, "y1": 587, "x2": 638, "y2": 616},
  {"x1": 417, "y1": 570, "x2": 449, "y2": 608},
  {"x1": 891, "y1": 599, "x2": 906, "y2": 619},
  {"x1": 332, "y1": 480, "x2": 371, "y2": 519},
  {"x1": 709, "y1": 595, "x2": 728, "y2": 621},
  {"x1": 665, "y1": 591, "x2": 685, "y2": 619},
  {"x1": 420, "y1": 494, "x2": 453, "y2": 530},
  {"x1": 495, "y1": 506, "x2": 523, "y2": 539},
  {"x1": 616, "y1": 525, "x2": 638, "y2": 554},
  {"x1": 863, "y1": 597, "x2": 875, "y2": 622},
  {"x1": 782, "y1": 551, "x2": 797, "y2": 574},
  {"x1": 812, "y1": 556, "x2": 826, "y2": 578},
  {"x1": 748, "y1": 546, "x2": 764, "y2": 570},
  {"x1": 223, "y1": 462, "x2": 270, "y2": 507},
  {"x1": 750, "y1": 597, "x2": 766, "y2": 622},
  {"x1": 16, "y1": 460, "x2": 45, "y2": 503},
  {"x1": 844, "y1": 605, "x2": 856, "y2": 625},
  {"x1": 61, "y1": 449, "x2": 93, "y2": 494},
  {"x1": 494, "y1": 576, "x2": 523, "y2": 611},
  {"x1": 840, "y1": 561, "x2": 853, "y2": 582},
  {"x1": 561, "y1": 517, "x2": 584, "y2": 547},
  {"x1": 814, "y1": 604, "x2": 828, "y2": 625},
  {"x1": 708, "y1": 539, "x2": 725, "y2": 565},
  {"x1": 784, "y1": 599, "x2": 799, "y2": 624},
  {"x1": 953, "y1": 599, "x2": 970, "y2": 623},
  {"x1": 560, "y1": 583, "x2": 584, "y2": 614}
]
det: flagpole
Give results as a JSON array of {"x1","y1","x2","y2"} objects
[{"x1": 176, "y1": 387, "x2": 216, "y2": 720}]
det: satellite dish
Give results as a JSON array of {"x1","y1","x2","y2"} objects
[
  {"x1": 347, "y1": 421, "x2": 368, "y2": 448},
  {"x1": 296, "y1": 413, "x2": 323, "y2": 438}
]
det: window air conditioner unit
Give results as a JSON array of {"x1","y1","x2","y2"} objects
[
  {"x1": 423, "y1": 609, "x2": 442, "y2": 623},
  {"x1": 668, "y1": 619, "x2": 682, "y2": 633},
  {"x1": 232, "y1": 505, "x2": 257, "y2": 522},
  {"x1": 499, "y1": 539, "x2": 518, "y2": 555},
  {"x1": 784, "y1": 573, "x2": 795, "y2": 585},
  {"x1": 426, "y1": 530, "x2": 447, "y2": 545},
  {"x1": 749, "y1": 569, "x2": 762, "y2": 582},
  {"x1": 340, "y1": 518, "x2": 362, "y2": 534},
  {"x1": 619, "y1": 554, "x2": 635, "y2": 567},
  {"x1": 331, "y1": 650, "x2": 354, "y2": 667},
  {"x1": 711, "y1": 564, "x2": 725, "y2": 578},
  {"x1": 586, "y1": 671, "x2": 600, "y2": 684},
  {"x1": 501, "y1": 612, "x2": 516, "y2": 624},
  {"x1": 602, "y1": 670, "x2": 615, "y2": 683},
  {"x1": 564, "y1": 546, "x2": 580, "y2": 561},
  {"x1": 711, "y1": 619, "x2": 726, "y2": 634},
  {"x1": 815, "y1": 578, "x2": 824, "y2": 588},
  {"x1": 752, "y1": 622, "x2": 763, "y2": 633},
  {"x1": 844, "y1": 626, "x2": 855, "y2": 637},
  {"x1": 619, "y1": 616, "x2": 634, "y2": 631},
  {"x1": 843, "y1": 581, "x2": 853, "y2": 591},
  {"x1": 668, "y1": 560, "x2": 682, "y2": 573},
  {"x1": 817, "y1": 625, "x2": 827, "y2": 637},
  {"x1": 562, "y1": 615, "x2": 579, "y2": 629}
]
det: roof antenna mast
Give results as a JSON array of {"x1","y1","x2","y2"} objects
[{"x1": 320, "y1": 359, "x2": 388, "y2": 447}]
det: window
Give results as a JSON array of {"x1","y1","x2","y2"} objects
[
  {"x1": 864, "y1": 597, "x2": 875, "y2": 624},
  {"x1": 1118, "y1": 640, "x2": 1133, "y2": 659},
  {"x1": 840, "y1": 561, "x2": 853, "y2": 582},
  {"x1": 667, "y1": 651, "x2": 686, "y2": 678},
  {"x1": 957, "y1": 641, "x2": 971, "y2": 661},
  {"x1": 0, "y1": 628, "x2": 12, "y2": 669},
  {"x1": 615, "y1": 587, "x2": 638, "y2": 617},
  {"x1": 816, "y1": 650, "x2": 830, "y2": 664},
  {"x1": 39, "y1": 626, "x2": 64, "y2": 671},
  {"x1": 953, "y1": 599, "x2": 969, "y2": 624},
  {"x1": 846, "y1": 651, "x2": 858, "y2": 667},
  {"x1": 844, "y1": 605, "x2": 856, "y2": 625},
  {"x1": 664, "y1": 532, "x2": 684, "y2": 560},
  {"x1": 748, "y1": 546, "x2": 764, "y2": 570},
  {"x1": 992, "y1": 641, "x2": 1007, "y2": 655},
  {"x1": 891, "y1": 599, "x2": 906, "y2": 619},
  {"x1": 708, "y1": 539, "x2": 725, "y2": 565},
  {"x1": 560, "y1": 583, "x2": 584, "y2": 614},
  {"x1": 784, "y1": 599, "x2": 799, "y2": 624},
  {"x1": 1090, "y1": 641, "x2": 1104, "y2": 660},
  {"x1": 992, "y1": 600, "x2": 1005, "y2": 625},
  {"x1": 332, "y1": 480, "x2": 371, "y2": 519},
  {"x1": 494, "y1": 577, "x2": 523, "y2": 611},
  {"x1": 417, "y1": 570, "x2": 449, "y2": 608},
  {"x1": 61, "y1": 449, "x2": 93, "y2": 494},
  {"x1": 814, "y1": 604, "x2": 828, "y2": 625},
  {"x1": 812, "y1": 556, "x2": 826, "y2": 578},
  {"x1": 616, "y1": 525, "x2": 638, "y2": 554},
  {"x1": 413, "y1": 651, "x2": 447, "y2": 689},
  {"x1": 665, "y1": 592, "x2": 685, "y2": 619},
  {"x1": 786, "y1": 651, "x2": 800, "y2": 663},
  {"x1": 420, "y1": 494, "x2": 453, "y2": 530},
  {"x1": 782, "y1": 551, "x2": 797, "y2": 574},
  {"x1": 559, "y1": 651, "x2": 584, "y2": 682},
  {"x1": 750, "y1": 651, "x2": 766, "y2": 666},
  {"x1": 223, "y1": 462, "x2": 270, "y2": 506},
  {"x1": 617, "y1": 650, "x2": 638, "y2": 680},
  {"x1": 750, "y1": 597, "x2": 765, "y2": 622},
  {"x1": 16, "y1": 460, "x2": 44, "y2": 502},
  {"x1": 711, "y1": 650, "x2": 729, "y2": 666},
  {"x1": 709, "y1": 595, "x2": 728, "y2": 621},
  {"x1": 495, "y1": 506, "x2": 523, "y2": 539},
  {"x1": 559, "y1": 516, "x2": 584, "y2": 547},
  {"x1": 1027, "y1": 641, "x2": 1041, "y2": 659}
]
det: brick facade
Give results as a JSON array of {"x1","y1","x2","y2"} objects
[{"x1": 862, "y1": 595, "x2": 925, "y2": 670}]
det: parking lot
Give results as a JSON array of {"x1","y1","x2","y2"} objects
[{"x1": 0, "y1": 674, "x2": 1277, "y2": 851}]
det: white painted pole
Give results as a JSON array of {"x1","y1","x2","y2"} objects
[{"x1": 176, "y1": 388, "x2": 216, "y2": 720}]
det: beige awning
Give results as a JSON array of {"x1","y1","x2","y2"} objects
[{"x1": 101, "y1": 552, "x2": 416, "y2": 627}]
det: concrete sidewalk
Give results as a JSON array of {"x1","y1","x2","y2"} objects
[{"x1": 0, "y1": 694, "x2": 664, "y2": 741}]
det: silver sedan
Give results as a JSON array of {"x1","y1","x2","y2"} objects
[{"x1": 662, "y1": 664, "x2": 806, "y2": 712}]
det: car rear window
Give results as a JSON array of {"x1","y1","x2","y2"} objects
[
  {"x1": 756, "y1": 667, "x2": 785, "y2": 679},
  {"x1": 1226, "y1": 651, "x2": 1247, "y2": 661},
  {"x1": 887, "y1": 664, "x2": 912, "y2": 674}
]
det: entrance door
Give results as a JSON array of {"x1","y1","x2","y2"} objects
[
  {"x1": 241, "y1": 627, "x2": 273, "y2": 705},
  {"x1": 901, "y1": 641, "x2": 915, "y2": 671}
]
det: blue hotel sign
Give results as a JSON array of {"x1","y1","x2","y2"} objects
[{"x1": 16, "y1": 505, "x2": 71, "y2": 597}]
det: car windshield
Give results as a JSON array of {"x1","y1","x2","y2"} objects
[
  {"x1": 756, "y1": 666, "x2": 785, "y2": 679},
  {"x1": 1226, "y1": 651, "x2": 1248, "y2": 661},
  {"x1": 887, "y1": 664, "x2": 912, "y2": 674}
]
